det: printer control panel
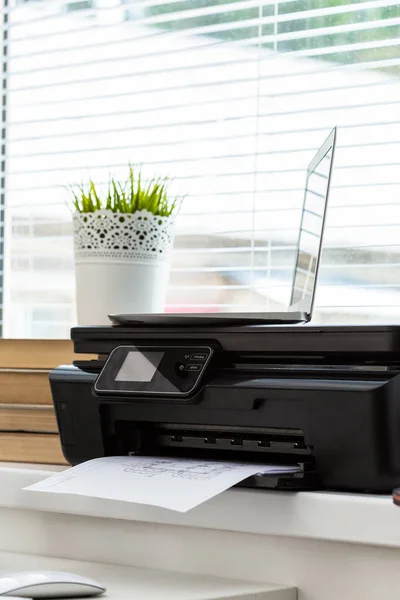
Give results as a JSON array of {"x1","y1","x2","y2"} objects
[{"x1": 94, "y1": 345, "x2": 213, "y2": 398}]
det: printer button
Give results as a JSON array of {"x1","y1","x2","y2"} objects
[
  {"x1": 175, "y1": 362, "x2": 188, "y2": 378},
  {"x1": 185, "y1": 364, "x2": 202, "y2": 372},
  {"x1": 190, "y1": 353, "x2": 208, "y2": 361},
  {"x1": 56, "y1": 401, "x2": 75, "y2": 446}
]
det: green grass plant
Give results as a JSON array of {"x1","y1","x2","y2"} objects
[{"x1": 72, "y1": 165, "x2": 181, "y2": 217}]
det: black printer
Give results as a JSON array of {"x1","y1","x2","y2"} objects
[
  {"x1": 49, "y1": 128, "x2": 400, "y2": 494},
  {"x1": 50, "y1": 322, "x2": 400, "y2": 494}
]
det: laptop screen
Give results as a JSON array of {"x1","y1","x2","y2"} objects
[
  {"x1": 108, "y1": 128, "x2": 337, "y2": 328},
  {"x1": 289, "y1": 128, "x2": 336, "y2": 317}
]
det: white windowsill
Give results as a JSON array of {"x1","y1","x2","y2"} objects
[{"x1": 0, "y1": 462, "x2": 398, "y2": 548}]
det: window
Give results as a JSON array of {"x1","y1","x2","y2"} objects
[{"x1": 2, "y1": 0, "x2": 400, "y2": 337}]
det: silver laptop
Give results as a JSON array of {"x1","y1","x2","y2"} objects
[{"x1": 110, "y1": 127, "x2": 337, "y2": 327}]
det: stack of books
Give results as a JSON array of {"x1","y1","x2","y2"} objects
[{"x1": 0, "y1": 340, "x2": 80, "y2": 465}]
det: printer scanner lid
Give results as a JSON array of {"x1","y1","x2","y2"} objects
[{"x1": 71, "y1": 324, "x2": 400, "y2": 357}]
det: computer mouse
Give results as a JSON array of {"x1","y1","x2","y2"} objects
[{"x1": 0, "y1": 571, "x2": 105, "y2": 598}]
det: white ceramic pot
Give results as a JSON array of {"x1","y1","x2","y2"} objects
[{"x1": 73, "y1": 209, "x2": 176, "y2": 325}]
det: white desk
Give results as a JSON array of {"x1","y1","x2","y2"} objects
[
  {"x1": 1, "y1": 464, "x2": 400, "y2": 600},
  {"x1": 0, "y1": 552, "x2": 293, "y2": 600}
]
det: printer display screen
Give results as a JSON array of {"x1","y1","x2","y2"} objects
[
  {"x1": 94, "y1": 344, "x2": 213, "y2": 397},
  {"x1": 115, "y1": 351, "x2": 164, "y2": 382}
]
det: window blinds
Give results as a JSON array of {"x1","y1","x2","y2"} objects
[{"x1": 2, "y1": 0, "x2": 400, "y2": 337}]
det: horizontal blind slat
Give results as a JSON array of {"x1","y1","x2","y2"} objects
[
  {"x1": 7, "y1": 54, "x2": 400, "y2": 96},
  {"x1": 7, "y1": 11, "x2": 399, "y2": 63},
  {"x1": 9, "y1": 94, "x2": 400, "y2": 129},
  {"x1": 15, "y1": 28, "x2": 399, "y2": 80},
  {"x1": 8, "y1": 111, "x2": 400, "y2": 143},
  {"x1": 6, "y1": 75, "x2": 398, "y2": 114},
  {"x1": 8, "y1": 0, "x2": 399, "y2": 40}
]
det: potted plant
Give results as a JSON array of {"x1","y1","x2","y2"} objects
[{"x1": 72, "y1": 165, "x2": 181, "y2": 325}]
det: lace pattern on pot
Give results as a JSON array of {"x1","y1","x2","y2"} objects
[{"x1": 73, "y1": 209, "x2": 175, "y2": 262}]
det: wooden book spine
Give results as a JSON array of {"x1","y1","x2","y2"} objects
[
  {"x1": 0, "y1": 370, "x2": 53, "y2": 405},
  {"x1": 0, "y1": 339, "x2": 76, "y2": 369},
  {"x1": 0, "y1": 405, "x2": 58, "y2": 432},
  {"x1": 0, "y1": 433, "x2": 67, "y2": 465}
]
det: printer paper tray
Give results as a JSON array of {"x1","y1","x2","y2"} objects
[
  {"x1": 154, "y1": 433, "x2": 318, "y2": 489},
  {"x1": 239, "y1": 467, "x2": 318, "y2": 491},
  {"x1": 126, "y1": 453, "x2": 317, "y2": 491},
  {"x1": 121, "y1": 422, "x2": 318, "y2": 491},
  {"x1": 126, "y1": 450, "x2": 317, "y2": 491}
]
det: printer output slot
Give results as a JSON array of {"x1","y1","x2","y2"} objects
[
  {"x1": 103, "y1": 420, "x2": 318, "y2": 491},
  {"x1": 111, "y1": 421, "x2": 311, "y2": 461},
  {"x1": 153, "y1": 423, "x2": 310, "y2": 456}
]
